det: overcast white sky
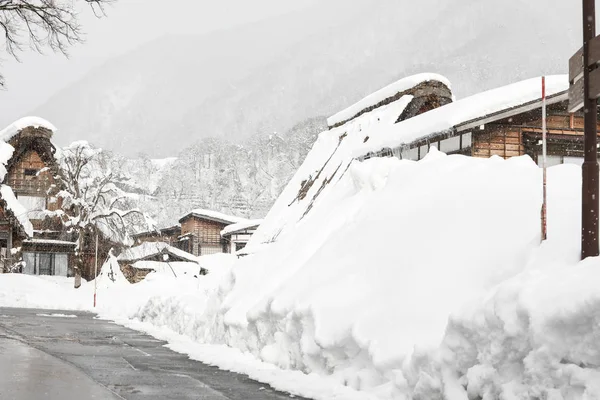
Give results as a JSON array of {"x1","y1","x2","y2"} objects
[{"x1": 0, "y1": 0, "x2": 319, "y2": 127}]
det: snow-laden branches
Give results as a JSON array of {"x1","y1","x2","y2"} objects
[
  {"x1": 0, "y1": 0, "x2": 113, "y2": 86},
  {"x1": 56, "y1": 141, "x2": 154, "y2": 248}
]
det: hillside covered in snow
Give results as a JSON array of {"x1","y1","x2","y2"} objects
[{"x1": 32, "y1": 0, "x2": 579, "y2": 156}]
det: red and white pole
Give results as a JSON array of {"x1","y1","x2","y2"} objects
[
  {"x1": 93, "y1": 233, "x2": 98, "y2": 307},
  {"x1": 541, "y1": 76, "x2": 548, "y2": 241}
]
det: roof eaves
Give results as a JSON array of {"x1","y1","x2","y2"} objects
[
  {"x1": 455, "y1": 90, "x2": 568, "y2": 133},
  {"x1": 180, "y1": 212, "x2": 234, "y2": 225}
]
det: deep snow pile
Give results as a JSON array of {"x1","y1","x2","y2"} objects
[
  {"x1": 0, "y1": 254, "x2": 233, "y2": 319},
  {"x1": 133, "y1": 152, "x2": 600, "y2": 399}
]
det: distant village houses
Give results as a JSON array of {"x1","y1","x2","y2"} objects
[
  {"x1": 132, "y1": 209, "x2": 261, "y2": 258},
  {"x1": 117, "y1": 241, "x2": 202, "y2": 283}
]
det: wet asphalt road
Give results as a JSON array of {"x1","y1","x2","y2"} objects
[{"x1": 0, "y1": 307, "x2": 307, "y2": 400}]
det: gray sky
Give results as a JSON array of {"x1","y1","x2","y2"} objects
[{"x1": 0, "y1": 0, "x2": 319, "y2": 127}]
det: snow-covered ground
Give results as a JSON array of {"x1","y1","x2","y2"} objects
[{"x1": 1, "y1": 153, "x2": 599, "y2": 399}]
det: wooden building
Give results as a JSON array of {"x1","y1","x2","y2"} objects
[
  {"x1": 178, "y1": 209, "x2": 245, "y2": 257},
  {"x1": 0, "y1": 119, "x2": 78, "y2": 276},
  {"x1": 117, "y1": 241, "x2": 200, "y2": 283},
  {"x1": 358, "y1": 76, "x2": 589, "y2": 166},
  {"x1": 220, "y1": 220, "x2": 262, "y2": 255}
]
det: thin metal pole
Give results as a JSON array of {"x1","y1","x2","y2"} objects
[
  {"x1": 582, "y1": 0, "x2": 599, "y2": 259},
  {"x1": 94, "y1": 233, "x2": 98, "y2": 307},
  {"x1": 542, "y1": 76, "x2": 548, "y2": 241}
]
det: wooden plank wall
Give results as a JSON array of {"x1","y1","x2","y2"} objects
[
  {"x1": 181, "y1": 217, "x2": 228, "y2": 256},
  {"x1": 472, "y1": 127, "x2": 525, "y2": 159},
  {"x1": 6, "y1": 151, "x2": 56, "y2": 197}
]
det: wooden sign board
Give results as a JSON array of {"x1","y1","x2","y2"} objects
[
  {"x1": 590, "y1": 67, "x2": 600, "y2": 100},
  {"x1": 568, "y1": 36, "x2": 600, "y2": 112},
  {"x1": 570, "y1": 47, "x2": 584, "y2": 83},
  {"x1": 569, "y1": 77, "x2": 584, "y2": 113},
  {"x1": 589, "y1": 35, "x2": 600, "y2": 67}
]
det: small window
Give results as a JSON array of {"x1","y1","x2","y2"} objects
[
  {"x1": 235, "y1": 242, "x2": 247, "y2": 251},
  {"x1": 24, "y1": 169, "x2": 38, "y2": 177}
]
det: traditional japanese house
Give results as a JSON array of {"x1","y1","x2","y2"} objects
[
  {"x1": 117, "y1": 241, "x2": 201, "y2": 282},
  {"x1": 358, "y1": 75, "x2": 588, "y2": 166},
  {"x1": 221, "y1": 219, "x2": 262, "y2": 255},
  {"x1": 0, "y1": 117, "x2": 77, "y2": 276},
  {"x1": 178, "y1": 209, "x2": 246, "y2": 256},
  {"x1": 245, "y1": 73, "x2": 455, "y2": 247}
]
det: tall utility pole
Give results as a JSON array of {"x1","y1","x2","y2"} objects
[
  {"x1": 541, "y1": 77, "x2": 548, "y2": 241},
  {"x1": 582, "y1": 0, "x2": 600, "y2": 259}
]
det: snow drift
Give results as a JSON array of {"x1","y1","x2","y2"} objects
[{"x1": 130, "y1": 149, "x2": 600, "y2": 399}]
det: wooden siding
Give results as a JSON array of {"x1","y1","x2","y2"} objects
[
  {"x1": 6, "y1": 150, "x2": 56, "y2": 197},
  {"x1": 472, "y1": 128, "x2": 525, "y2": 159},
  {"x1": 180, "y1": 216, "x2": 228, "y2": 256}
]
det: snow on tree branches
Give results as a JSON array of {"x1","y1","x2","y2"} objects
[{"x1": 53, "y1": 141, "x2": 155, "y2": 249}]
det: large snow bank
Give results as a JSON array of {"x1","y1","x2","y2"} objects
[
  {"x1": 327, "y1": 73, "x2": 451, "y2": 127},
  {"x1": 132, "y1": 152, "x2": 600, "y2": 399},
  {"x1": 0, "y1": 116, "x2": 56, "y2": 142},
  {"x1": 131, "y1": 261, "x2": 201, "y2": 276},
  {"x1": 3, "y1": 154, "x2": 600, "y2": 398}
]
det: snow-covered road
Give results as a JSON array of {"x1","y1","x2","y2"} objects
[
  {"x1": 0, "y1": 307, "x2": 307, "y2": 400},
  {"x1": 0, "y1": 333, "x2": 119, "y2": 399}
]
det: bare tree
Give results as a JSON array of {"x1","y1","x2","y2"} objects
[
  {"x1": 0, "y1": 0, "x2": 113, "y2": 86},
  {"x1": 51, "y1": 141, "x2": 154, "y2": 283}
]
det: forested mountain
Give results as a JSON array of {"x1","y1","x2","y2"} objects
[
  {"x1": 34, "y1": 0, "x2": 582, "y2": 222},
  {"x1": 119, "y1": 117, "x2": 325, "y2": 226},
  {"x1": 34, "y1": 0, "x2": 579, "y2": 156}
]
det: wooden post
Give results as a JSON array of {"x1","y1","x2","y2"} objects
[{"x1": 582, "y1": 0, "x2": 600, "y2": 259}]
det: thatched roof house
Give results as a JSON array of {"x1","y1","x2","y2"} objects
[
  {"x1": 356, "y1": 75, "x2": 586, "y2": 165},
  {"x1": 0, "y1": 117, "x2": 77, "y2": 276}
]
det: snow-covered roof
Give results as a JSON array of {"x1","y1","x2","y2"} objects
[
  {"x1": 327, "y1": 73, "x2": 451, "y2": 128},
  {"x1": 359, "y1": 75, "x2": 569, "y2": 155},
  {"x1": 221, "y1": 219, "x2": 263, "y2": 237},
  {"x1": 179, "y1": 208, "x2": 247, "y2": 225},
  {"x1": 0, "y1": 116, "x2": 56, "y2": 142},
  {"x1": 118, "y1": 242, "x2": 198, "y2": 263},
  {"x1": 22, "y1": 239, "x2": 77, "y2": 246},
  {"x1": 0, "y1": 185, "x2": 33, "y2": 237}
]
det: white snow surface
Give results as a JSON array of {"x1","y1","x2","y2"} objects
[
  {"x1": 130, "y1": 261, "x2": 201, "y2": 276},
  {"x1": 221, "y1": 219, "x2": 263, "y2": 237},
  {"x1": 0, "y1": 185, "x2": 33, "y2": 237},
  {"x1": 117, "y1": 242, "x2": 198, "y2": 264},
  {"x1": 327, "y1": 73, "x2": 451, "y2": 127},
  {"x1": 0, "y1": 116, "x2": 56, "y2": 142},
  {"x1": 150, "y1": 157, "x2": 177, "y2": 169},
  {"x1": 359, "y1": 75, "x2": 569, "y2": 156},
  {"x1": 161, "y1": 154, "x2": 600, "y2": 399},
  {"x1": 4, "y1": 155, "x2": 600, "y2": 398},
  {"x1": 36, "y1": 313, "x2": 77, "y2": 318}
]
